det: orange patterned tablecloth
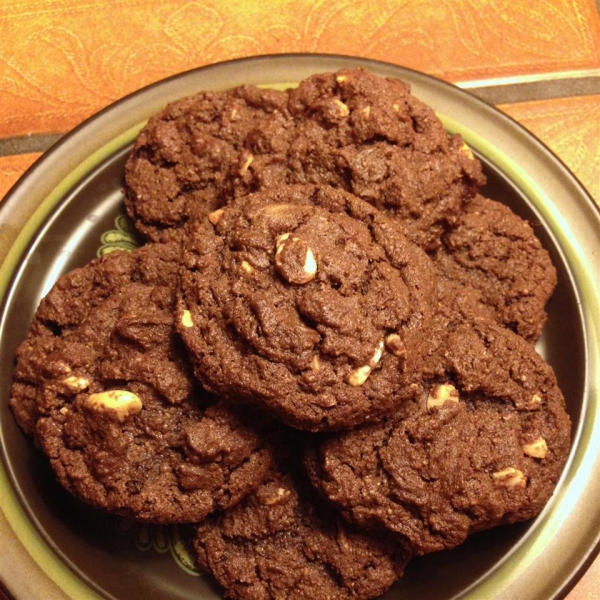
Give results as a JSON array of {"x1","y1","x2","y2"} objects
[
  {"x1": 0, "y1": 1, "x2": 599, "y2": 599},
  {"x1": 1, "y1": 0, "x2": 599, "y2": 137}
]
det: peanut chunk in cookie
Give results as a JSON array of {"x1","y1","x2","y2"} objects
[
  {"x1": 427, "y1": 383, "x2": 459, "y2": 410},
  {"x1": 523, "y1": 437, "x2": 548, "y2": 459},
  {"x1": 333, "y1": 98, "x2": 350, "y2": 117},
  {"x1": 62, "y1": 375, "x2": 90, "y2": 393},
  {"x1": 492, "y1": 467, "x2": 526, "y2": 488},
  {"x1": 85, "y1": 390, "x2": 143, "y2": 422},
  {"x1": 240, "y1": 153, "x2": 253, "y2": 174},
  {"x1": 208, "y1": 209, "x2": 224, "y2": 225},
  {"x1": 385, "y1": 333, "x2": 406, "y2": 357},
  {"x1": 275, "y1": 234, "x2": 317, "y2": 285},
  {"x1": 348, "y1": 341, "x2": 384, "y2": 387},
  {"x1": 181, "y1": 310, "x2": 194, "y2": 328}
]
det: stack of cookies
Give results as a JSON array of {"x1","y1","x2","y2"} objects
[{"x1": 10, "y1": 69, "x2": 571, "y2": 600}]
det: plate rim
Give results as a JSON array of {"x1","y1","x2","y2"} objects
[{"x1": 1, "y1": 53, "x2": 599, "y2": 600}]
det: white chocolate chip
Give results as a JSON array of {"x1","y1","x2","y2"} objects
[
  {"x1": 62, "y1": 375, "x2": 90, "y2": 393},
  {"x1": 312, "y1": 355, "x2": 321, "y2": 372},
  {"x1": 492, "y1": 467, "x2": 526, "y2": 488},
  {"x1": 274, "y1": 234, "x2": 317, "y2": 284},
  {"x1": 427, "y1": 383, "x2": 459, "y2": 410},
  {"x1": 361, "y1": 106, "x2": 371, "y2": 117},
  {"x1": 208, "y1": 208, "x2": 224, "y2": 225},
  {"x1": 241, "y1": 260, "x2": 254, "y2": 274},
  {"x1": 347, "y1": 341, "x2": 384, "y2": 387},
  {"x1": 333, "y1": 98, "x2": 350, "y2": 117},
  {"x1": 392, "y1": 103, "x2": 400, "y2": 112},
  {"x1": 85, "y1": 390, "x2": 143, "y2": 422},
  {"x1": 181, "y1": 310, "x2": 194, "y2": 328},
  {"x1": 240, "y1": 154, "x2": 253, "y2": 174},
  {"x1": 384, "y1": 333, "x2": 405, "y2": 357},
  {"x1": 523, "y1": 437, "x2": 548, "y2": 459},
  {"x1": 336, "y1": 75, "x2": 347, "y2": 83},
  {"x1": 348, "y1": 364, "x2": 372, "y2": 387},
  {"x1": 230, "y1": 108, "x2": 238, "y2": 120},
  {"x1": 263, "y1": 487, "x2": 291, "y2": 505}
]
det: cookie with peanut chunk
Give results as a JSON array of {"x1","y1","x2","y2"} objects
[
  {"x1": 193, "y1": 441, "x2": 410, "y2": 600},
  {"x1": 304, "y1": 317, "x2": 571, "y2": 555},
  {"x1": 124, "y1": 84, "x2": 292, "y2": 242},
  {"x1": 124, "y1": 69, "x2": 485, "y2": 251},
  {"x1": 10, "y1": 244, "x2": 275, "y2": 523},
  {"x1": 286, "y1": 68, "x2": 485, "y2": 250},
  {"x1": 177, "y1": 184, "x2": 437, "y2": 432}
]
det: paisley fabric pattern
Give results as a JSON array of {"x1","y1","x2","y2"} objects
[{"x1": 0, "y1": 0, "x2": 598, "y2": 137}]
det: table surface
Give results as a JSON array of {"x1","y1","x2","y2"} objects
[{"x1": 0, "y1": 1, "x2": 598, "y2": 599}]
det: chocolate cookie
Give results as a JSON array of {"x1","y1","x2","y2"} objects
[
  {"x1": 10, "y1": 244, "x2": 275, "y2": 523},
  {"x1": 433, "y1": 195, "x2": 557, "y2": 341},
  {"x1": 193, "y1": 445, "x2": 410, "y2": 600},
  {"x1": 124, "y1": 69, "x2": 485, "y2": 250},
  {"x1": 124, "y1": 85, "x2": 292, "y2": 242},
  {"x1": 177, "y1": 184, "x2": 437, "y2": 431},
  {"x1": 286, "y1": 68, "x2": 485, "y2": 250},
  {"x1": 305, "y1": 318, "x2": 571, "y2": 555},
  {"x1": 11, "y1": 243, "x2": 186, "y2": 436}
]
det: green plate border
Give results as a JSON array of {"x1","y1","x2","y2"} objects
[
  {"x1": 0, "y1": 123, "x2": 147, "y2": 600},
  {"x1": 439, "y1": 114, "x2": 599, "y2": 599}
]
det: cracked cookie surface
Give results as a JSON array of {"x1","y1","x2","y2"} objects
[
  {"x1": 285, "y1": 68, "x2": 485, "y2": 250},
  {"x1": 124, "y1": 85, "x2": 291, "y2": 242},
  {"x1": 304, "y1": 317, "x2": 571, "y2": 555},
  {"x1": 10, "y1": 244, "x2": 275, "y2": 522},
  {"x1": 193, "y1": 443, "x2": 410, "y2": 600},
  {"x1": 124, "y1": 68, "x2": 485, "y2": 251},
  {"x1": 433, "y1": 194, "x2": 557, "y2": 341},
  {"x1": 177, "y1": 184, "x2": 437, "y2": 431}
]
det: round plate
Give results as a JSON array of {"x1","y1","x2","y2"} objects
[{"x1": 1, "y1": 54, "x2": 599, "y2": 600}]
